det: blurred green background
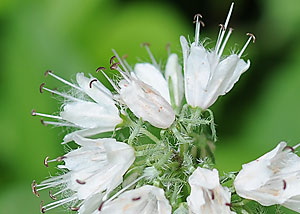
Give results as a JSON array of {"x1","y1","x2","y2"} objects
[{"x1": 0, "y1": 0, "x2": 300, "y2": 213}]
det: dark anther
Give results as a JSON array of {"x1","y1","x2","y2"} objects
[
  {"x1": 110, "y1": 56, "x2": 117, "y2": 65},
  {"x1": 283, "y1": 179, "x2": 287, "y2": 190},
  {"x1": 141, "y1": 42, "x2": 150, "y2": 47},
  {"x1": 89, "y1": 79, "x2": 98, "y2": 88},
  {"x1": 110, "y1": 62, "x2": 120, "y2": 70},
  {"x1": 40, "y1": 200, "x2": 46, "y2": 213},
  {"x1": 219, "y1": 24, "x2": 225, "y2": 31},
  {"x1": 193, "y1": 13, "x2": 203, "y2": 21},
  {"x1": 40, "y1": 119, "x2": 47, "y2": 126},
  {"x1": 246, "y1": 33, "x2": 256, "y2": 43},
  {"x1": 40, "y1": 83, "x2": 45, "y2": 93},
  {"x1": 96, "y1": 67, "x2": 106, "y2": 73},
  {"x1": 31, "y1": 180, "x2": 40, "y2": 197},
  {"x1": 44, "y1": 70, "x2": 53, "y2": 77},
  {"x1": 56, "y1": 156, "x2": 66, "y2": 162},
  {"x1": 132, "y1": 196, "x2": 141, "y2": 201},
  {"x1": 70, "y1": 207, "x2": 80, "y2": 211},
  {"x1": 76, "y1": 179, "x2": 86, "y2": 185},
  {"x1": 98, "y1": 201, "x2": 105, "y2": 211},
  {"x1": 225, "y1": 203, "x2": 232, "y2": 207},
  {"x1": 31, "y1": 109, "x2": 37, "y2": 116},
  {"x1": 44, "y1": 156, "x2": 49, "y2": 167},
  {"x1": 122, "y1": 54, "x2": 128, "y2": 59},
  {"x1": 165, "y1": 43, "x2": 171, "y2": 50},
  {"x1": 49, "y1": 190, "x2": 57, "y2": 200},
  {"x1": 210, "y1": 190, "x2": 215, "y2": 200},
  {"x1": 284, "y1": 146, "x2": 295, "y2": 153}
]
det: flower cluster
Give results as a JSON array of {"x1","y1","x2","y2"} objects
[{"x1": 32, "y1": 2, "x2": 300, "y2": 214}]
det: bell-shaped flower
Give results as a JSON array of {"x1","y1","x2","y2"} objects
[
  {"x1": 234, "y1": 142, "x2": 300, "y2": 213},
  {"x1": 133, "y1": 44, "x2": 183, "y2": 107},
  {"x1": 33, "y1": 71, "x2": 122, "y2": 143},
  {"x1": 33, "y1": 135, "x2": 135, "y2": 213},
  {"x1": 187, "y1": 167, "x2": 235, "y2": 214},
  {"x1": 99, "y1": 185, "x2": 172, "y2": 214},
  {"x1": 180, "y1": 3, "x2": 254, "y2": 109},
  {"x1": 99, "y1": 54, "x2": 175, "y2": 129}
]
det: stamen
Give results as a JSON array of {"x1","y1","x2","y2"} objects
[
  {"x1": 132, "y1": 196, "x2": 141, "y2": 201},
  {"x1": 41, "y1": 120, "x2": 78, "y2": 127},
  {"x1": 42, "y1": 87, "x2": 82, "y2": 102},
  {"x1": 40, "y1": 83, "x2": 45, "y2": 93},
  {"x1": 42, "y1": 197, "x2": 76, "y2": 212},
  {"x1": 284, "y1": 146, "x2": 295, "y2": 153},
  {"x1": 45, "y1": 70, "x2": 82, "y2": 91},
  {"x1": 112, "y1": 49, "x2": 131, "y2": 75},
  {"x1": 166, "y1": 43, "x2": 171, "y2": 56},
  {"x1": 49, "y1": 190, "x2": 57, "y2": 200},
  {"x1": 31, "y1": 110, "x2": 62, "y2": 120},
  {"x1": 122, "y1": 55, "x2": 134, "y2": 73},
  {"x1": 70, "y1": 207, "x2": 80, "y2": 211},
  {"x1": 225, "y1": 203, "x2": 232, "y2": 207},
  {"x1": 238, "y1": 32, "x2": 256, "y2": 58},
  {"x1": 44, "y1": 156, "x2": 49, "y2": 167},
  {"x1": 283, "y1": 179, "x2": 287, "y2": 190},
  {"x1": 110, "y1": 62, "x2": 121, "y2": 70},
  {"x1": 31, "y1": 180, "x2": 40, "y2": 197},
  {"x1": 98, "y1": 69, "x2": 120, "y2": 93},
  {"x1": 98, "y1": 201, "x2": 105, "y2": 211},
  {"x1": 210, "y1": 189, "x2": 215, "y2": 200},
  {"x1": 40, "y1": 200, "x2": 46, "y2": 213},
  {"x1": 215, "y1": 3, "x2": 234, "y2": 53},
  {"x1": 96, "y1": 67, "x2": 106, "y2": 73},
  {"x1": 218, "y1": 28, "x2": 233, "y2": 57},
  {"x1": 76, "y1": 179, "x2": 86, "y2": 185},
  {"x1": 193, "y1": 14, "x2": 204, "y2": 46},
  {"x1": 89, "y1": 79, "x2": 98, "y2": 88},
  {"x1": 110, "y1": 56, "x2": 117, "y2": 65},
  {"x1": 141, "y1": 43, "x2": 159, "y2": 68}
]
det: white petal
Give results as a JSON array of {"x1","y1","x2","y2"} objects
[
  {"x1": 180, "y1": 35, "x2": 189, "y2": 73},
  {"x1": 79, "y1": 192, "x2": 103, "y2": 214},
  {"x1": 60, "y1": 101, "x2": 122, "y2": 129},
  {"x1": 101, "y1": 185, "x2": 172, "y2": 214},
  {"x1": 120, "y1": 80, "x2": 175, "y2": 129},
  {"x1": 165, "y1": 53, "x2": 184, "y2": 106},
  {"x1": 134, "y1": 63, "x2": 170, "y2": 103},
  {"x1": 185, "y1": 45, "x2": 210, "y2": 107},
  {"x1": 76, "y1": 73, "x2": 114, "y2": 107}
]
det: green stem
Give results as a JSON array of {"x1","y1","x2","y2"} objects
[{"x1": 128, "y1": 118, "x2": 143, "y2": 146}]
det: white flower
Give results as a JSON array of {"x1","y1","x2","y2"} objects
[
  {"x1": 34, "y1": 135, "x2": 135, "y2": 213},
  {"x1": 100, "y1": 53, "x2": 175, "y2": 129},
  {"x1": 180, "y1": 3, "x2": 254, "y2": 109},
  {"x1": 234, "y1": 142, "x2": 300, "y2": 213},
  {"x1": 34, "y1": 71, "x2": 122, "y2": 143},
  {"x1": 134, "y1": 50, "x2": 184, "y2": 107},
  {"x1": 99, "y1": 185, "x2": 172, "y2": 214},
  {"x1": 187, "y1": 167, "x2": 235, "y2": 214}
]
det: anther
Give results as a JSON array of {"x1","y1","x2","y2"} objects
[
  {"x1": 40, "y1": 83, "x2": 45, "y2": 93},
  {"x1": 70, "y1": 207, "x2": 80, "y2": 211},
  {"x1": 246, "y1": 33, "x2": 256, "y2": 43},
  {"x1": 110, "y1": 62, "x2": 120, "y2": 70},
  {"x1": 193, "y1": 20, "x2": 205, "y2": 27},
  {"x1": 225, "y1": 203, "x2": 232, "y2": 207},
  {"x1": 284, "y1": 146, "x2": 295, "y2": 153},
  {"x1": 96, "y1": 67, "x2": 106, "y2": 73},
  {"x1": 40, "y1": 119, "x2": 47, "y2": 126},
  {"x1": 89, "y1": 79, "x2": 98, "y2": 88},
  {"x1": 31, "y1": 180, "x2": 40, "y2": 197},
  {"x1": 122, "y1": 54, "x2": 128, "y2": 59},
  {"x1": 31, "y1": 109, "x2": 37, "y2": 116},
  {"x1": 44, "y1": 156, "x2": 49, "y2": 167},
  {"x1": 44, "y1": 70, "x2": 53, "y2": 77},
  {"x1": 210, "y1": 190, "x2": 215, "y2": 200},
  {"x1": 98, "y1": 201, "x2": 105, "y2": 211},
  {"x1": 76, "y1": 179, "x2": 86, "y2": 185},
  {"x1": 141, "y1": 42, "x2": 150, "y2": 47},
  {"x1": 49, "y1": 190, "x2": 57, "y2": 200},
  {"x1": 193, "y1": 13, "x2": 203, "y2": 21},
  {"x1": 40, "y1": 200, "x2": 46, "y2": 213},
  {"x1": 283, "y1": 179, "x2": 287, "y2": 190},
  {"x1": 132, "y1": 196, "x2": 141, "y2": 201},
  {"x1": 56, "y1": 156, "x2": 66, "y2": 162},
  {"x1": 110, "y1": 56, "x2": 117, "y2": 65},
  {"x1": 219, "y1": 24, "x2": 225, "y2": 31}
]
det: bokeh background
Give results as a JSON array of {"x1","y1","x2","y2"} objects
[{"x1": 1, "y1": 0, "x2": 300, "y2": 213}]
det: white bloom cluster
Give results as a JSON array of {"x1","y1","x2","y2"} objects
[{"x1": 31, "y1": 2, "x2": 300, "y2": 214}]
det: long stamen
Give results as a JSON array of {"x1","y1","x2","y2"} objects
[
  {"x1": 193, "y1": 14, "x2": 203, "y2": 46},
  {"x1": 142, "y1": 43, "x2": 159, "y2": 68},
  {"x1": 238, "y1": 33, "x2": 256, "y2": 58},
  {"x1": 112, "y1": 49, "x2": 131, "y2": 75},
  {"x1": 218, "y1": 28, "x2": 233, "y2": 57},
  {"x1": 41, "y1": 85, "x2": 82, "y2": 102},
  {"x1": 42, "y1": 196, "x2": 76, "y2": 212},
  {"x1": 41, "y1": 120, "x2": 78, "y2": 127},
  {"x1": 122, "y1": 55, "x2": 134, "y2": 73},
  {"x1": 99, "y1": 69, "x2": 120, "y2": 93},
  {"x1": 45, "y1": 70, "x2": 82, "y2": 91},
  {"x1": 215, "y1": 3, "x2": 234, "y2": 53},
  {"x1": 31, "y1": 109, "x2": 62, "y2": 120}
]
